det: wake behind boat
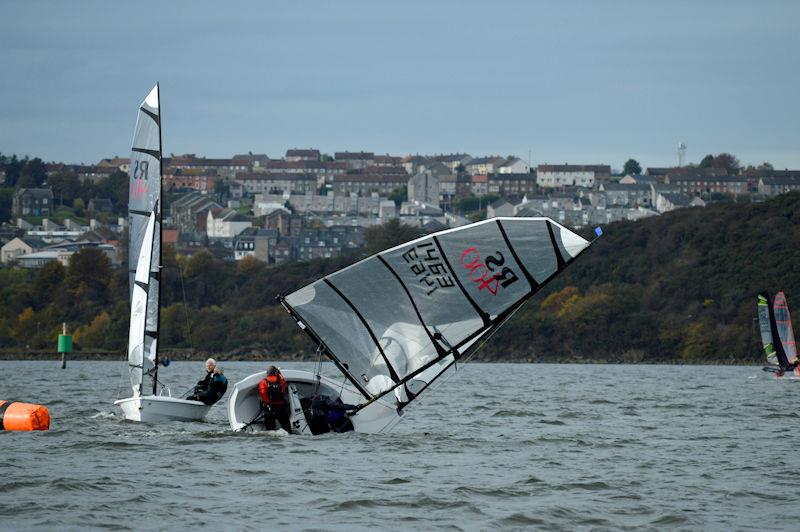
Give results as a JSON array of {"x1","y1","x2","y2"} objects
[
  {"x1": 229, "y1": 217, "x2": 598, "y2": 434},
  {"x1": 758, "y1": 291, "x2": 800, "y2": 379},
  {"x1": 114, "y1": 84, "x2": 211, "y2": 422}
]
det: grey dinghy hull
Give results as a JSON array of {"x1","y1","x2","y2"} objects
[{"x1": 227, "y1": 369, "x2": 402, "y2": 434}]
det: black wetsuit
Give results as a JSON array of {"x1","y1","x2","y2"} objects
[
  {"x1": 302, "y1": 396, "x2": 356, "y2": 435},
  {"x1": 188, "y1": 371, "x2": 213, "y2": 401},
  {"x1": 195, "y1": 374, "x2": 228, "y2": 405}
]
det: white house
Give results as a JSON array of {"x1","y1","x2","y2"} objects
[
  {"x1": 497, "y1": 157, "x2": 530, "y2": 174},
  {"x1": 206, "y1": 208, "x2": 252, "y2": 238},
  {"x1": 536, "y1": 164, "x2": 611, "y2": 188}
]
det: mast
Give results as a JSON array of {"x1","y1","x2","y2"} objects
[{"x1": 152, "y1": 82, "x2": 163, "y2": 396}]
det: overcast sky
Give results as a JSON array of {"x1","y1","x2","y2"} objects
[{"x1": 1, "y1": 0, "x2": 798, "y2": 170}]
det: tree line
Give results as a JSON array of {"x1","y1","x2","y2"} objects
[{"x1": 2, "y1": 183, "x2": 798, "y2": 363}]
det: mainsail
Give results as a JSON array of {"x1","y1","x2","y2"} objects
[
  {"x1": 128, "y1": 84, "x2": 163, "y2": 394},
  {"x1": 282, "y1": 217, "x2": 592, "y2": 409},
  {"x1": 773, "y1": 292, "x2": 797, "y2": 364}
]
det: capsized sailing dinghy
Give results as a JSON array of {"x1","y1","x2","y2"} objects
[
  {"x1": 758, "y1": 291, "x2": 800, "y2": 378},
  {"x1": 228, "y1": 218, "x2": 598, "y2": 434},
  {"x1": 114, "y1": 84, "x2": 211, "y2": 422}
]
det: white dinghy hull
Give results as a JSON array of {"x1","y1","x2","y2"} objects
[
  {"x1": 115, "y1": 395, "x2": 212, "y2": 423},
  {"x1": 227, "y1": 369, "x2": 401, "y2": 434}
]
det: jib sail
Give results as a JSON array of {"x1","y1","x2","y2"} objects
[
  {"x1": 128, "y1": 211, "x2": 158, "y2": 395},
  {"x1": 282, "y1": 217, "x2": 592, "y2": 408}
]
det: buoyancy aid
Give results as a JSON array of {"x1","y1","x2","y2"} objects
[{"x1": 258, "y1": 374, "x2": 287, "y2": 406}]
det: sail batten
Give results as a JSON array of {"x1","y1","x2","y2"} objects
[{"x1": 284, "y1": 217, "x2": 592, "y2": 407}]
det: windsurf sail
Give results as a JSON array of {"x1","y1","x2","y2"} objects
[
  {"x1": 773, "y1": 292, "x2": 797, "y2": 365},
  {"x1": 128, "y1": 84, "x2": 163, "y2": 395},
  {"x1": 281, "y1": 217, "x2": 593, "y2": 410},
  {"x1": 758, "y1": 291, "x2": 791, "y2": 369}
]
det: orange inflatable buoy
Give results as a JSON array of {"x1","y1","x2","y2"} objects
[{"x1": 0, "y1": 400, "x2": 50, "y2": 431}]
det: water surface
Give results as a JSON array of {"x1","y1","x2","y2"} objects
[{"x1": 1, "y1": 361, "x2": 796, "y2": 530}]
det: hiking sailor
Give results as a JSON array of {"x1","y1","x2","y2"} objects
[
  {"x1": 188, "y1": 358, "x2": 216, "y2": 401},
  {"x1": 258, "y1": 366, "x2": 291, "y2": 432}
]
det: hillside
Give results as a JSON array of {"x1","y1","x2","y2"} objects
[
  {"x1": 2, "y1": 193, "x2": 799, "y2": 363},
  {"x1": 480, "y1": 192, "x2": 800, "y2": 363}
]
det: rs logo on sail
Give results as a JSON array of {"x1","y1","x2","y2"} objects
[
  {"x1": 460, "y1": 247, "x2": 518, "y2": 295},
  {"x1": 130, "y1": 160, "x2": 150, "y2": 199}
]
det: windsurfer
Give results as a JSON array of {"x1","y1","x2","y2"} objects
[{"x1": 258, "y1": 366, "x2": 291, "y2": 432}]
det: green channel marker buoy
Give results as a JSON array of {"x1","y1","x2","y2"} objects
[{"x1": 58, "y1": 322, "x2": 72, "y2": 369}]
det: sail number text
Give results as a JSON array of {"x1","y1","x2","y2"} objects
[{"x1": 460, "y1": 247, "x2": 518, "y2": 296}]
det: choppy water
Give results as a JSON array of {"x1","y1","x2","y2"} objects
[{"x1": 1, "y1": 361, "x2": 798, "y2": 530}]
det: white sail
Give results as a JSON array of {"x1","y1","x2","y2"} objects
[
  {"x1": 127, "y1": 211, "x2": 157, "y2": 395},
  {"x1": 128, "y1": 84, "x2": 163, "y2": 394},
  {"x1": 283, "y1": 217, "x2": 592, "y2": 410}
]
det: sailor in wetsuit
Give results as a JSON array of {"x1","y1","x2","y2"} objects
[
  {"x1": 193, "y1": 367, "x2": 228, "y2": 405},
  {"x1": 301, "y1": 395, "x2": 357, "y2": 435},
  {"x1": 258, "y1": 366, "x2": 291, "y2": 432},
  {"x1": 188, "y1": 358, "x2": 217, "y2": 401}
]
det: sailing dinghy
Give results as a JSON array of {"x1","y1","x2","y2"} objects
[
  {"x1": 114, "y1": 84, "x2": 212, "y2": 422},
  {"x1": 758, "y1": 291, "x2": 800, "y2": 378},
  {"x1": 228, "y1": 218, "x2": 598, "y2": 434}
]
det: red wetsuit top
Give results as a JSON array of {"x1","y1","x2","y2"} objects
[{"x1": 258, "y1": 374, "x2": 287, "y2": 406}]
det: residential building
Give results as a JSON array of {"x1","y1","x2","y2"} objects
[
  {"x1": 164, "y1": 171, "x2": 218, "y2": 194},
  {"x1": 286, "y1": 148, "x2": 321, "y2": 162},
  {"x1": 169, "y1": 193, "x2": 223, "y2": 236},
  {"x1": 408, "y1": 172, "x2": 440, "y2": 204},
  {"x1": 487, "y1": 199, "x2": 515, "y2": 219},
  {"x1": 233, "y1": 228, "x2": 278, "y2": 262},
  {"x1": 470, "y1": 174, "x2": 488, "y2": 196},
  {"x1": 497, "y1": 157, "x2": 530, "y2": 174},
  {"x1": 656, "y1": 192, "x2": 706, "y2": 213},
  {"x1": 665, "y1": 174, "x2": 749, "y2": 196},
  {"x1": 536, "y1": 164, "x2": 611, "y2": 188},
  {"x1": 758, "y1": 175, "x2": 800, "y2": 196},
  {"x1": 487, "y1": 172, "x2": 538, "y2": 197},
  {"x1": 335, "y1": 151, "x2": 375, "y2": 169},
  {"x1": 13, "y1": 188, "x2": 54, "y2": 217},
  {"x1": 465, "y1": 156, "x2": 506, "y2": 176},
  {"x1": 96, "y1": 156, "x2": 131, "y2": 174},
  {"x1": 235, "y1": 172, "x2": 317, "y2": 195},
  {"x1": 330, "y1": 173, "x2": 407, "y2": 196},
  {"x1": 206, "y1": 208, "x2": 252, "y2": 239},
  {"x1": 1, "y1": 236, "x2": 45, "y2": 264},
  {"x1": 598, "y1": 183, "x2": 652, "y2": 207},
  {"x1": 295, "y1": 225, "x2": 365, "y2": 261}
]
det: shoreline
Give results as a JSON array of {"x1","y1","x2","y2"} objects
[{"x1": 0, "y1": 350, "x2": 762, "y2": 365}]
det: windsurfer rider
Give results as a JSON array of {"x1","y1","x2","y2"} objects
[{"x1": 258, "y1": 366, "x2": 291, "y2": 432}]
